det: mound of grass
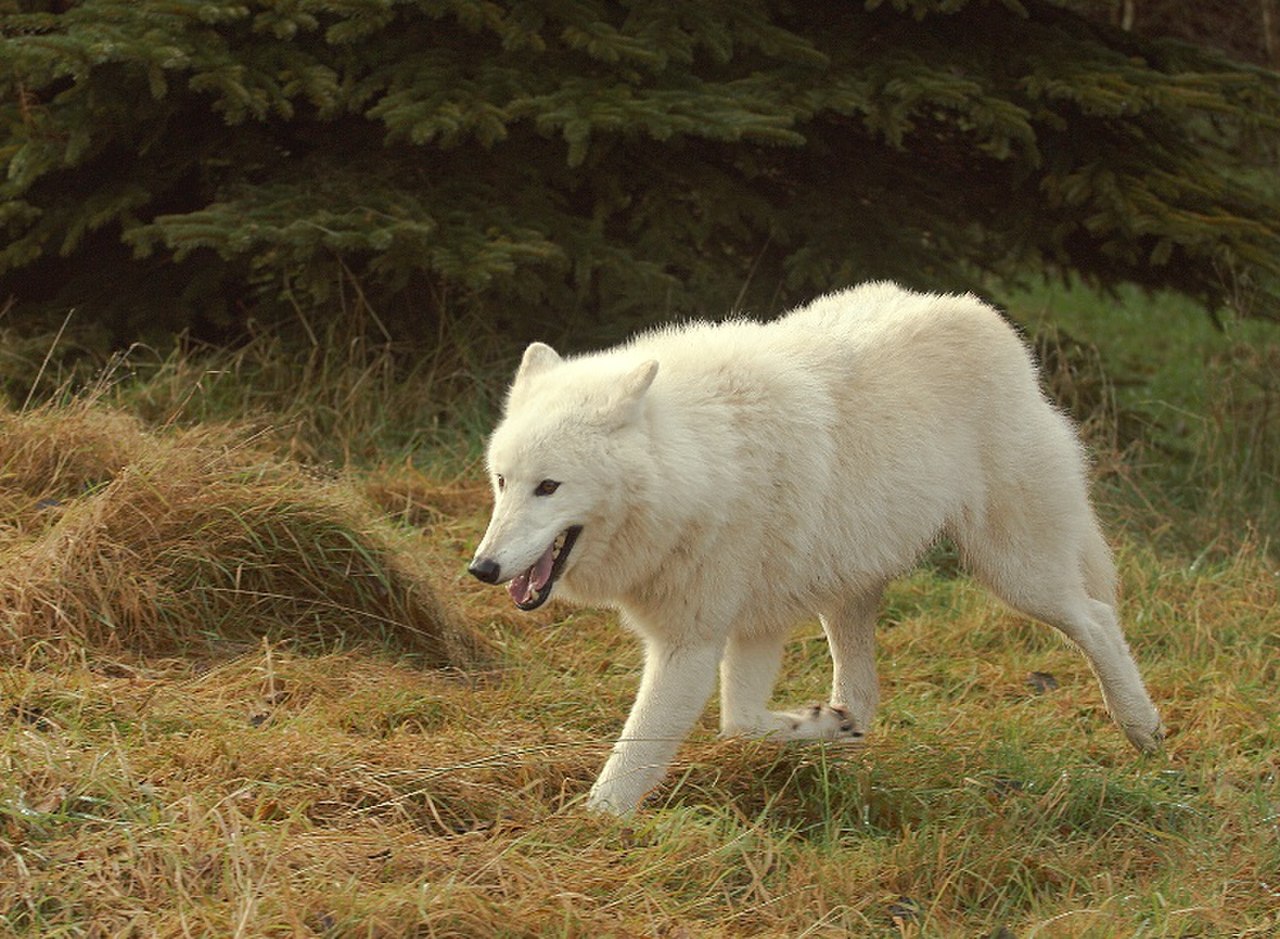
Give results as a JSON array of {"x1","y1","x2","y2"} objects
[{"x1": 0, "y1": 399, "x2": 481, "y2": 666}]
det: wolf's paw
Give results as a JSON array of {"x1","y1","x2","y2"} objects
[{"x1": 775, "y1": 703, "x2": 864, "y2": 742}]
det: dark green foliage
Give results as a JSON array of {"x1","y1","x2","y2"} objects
[{"x1": 2, "y1": 0, "x2": 1279, "y2": 345}]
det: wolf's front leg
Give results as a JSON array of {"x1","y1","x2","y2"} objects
[
  {"x1": 586, "y1": 639, "x2": 721, "y2": 815},
  {"x1": 821, "y1": 587, "x2": 884, "y2": 735}
]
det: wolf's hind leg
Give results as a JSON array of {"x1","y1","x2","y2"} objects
[
  {"x1": 719, "y1": 632, "x2": 862, "y2": 741},
  {"x1": 1017, "y1": 590, "x2": 1163, "y2": 751},
  {"x1": 959, "y1": 511, "x2": 1163, "y2": 752},
  {"x1": 1055, "y1": 594, "x2": 1164, "y2": 752}
]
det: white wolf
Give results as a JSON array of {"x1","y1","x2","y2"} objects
[{"x1": 469, "y1": 282, "x2": 1163, "y2": 815}]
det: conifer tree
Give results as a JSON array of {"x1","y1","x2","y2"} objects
[{"x1": 2, "y1": 0, "x2": 1278, "y2": 343}]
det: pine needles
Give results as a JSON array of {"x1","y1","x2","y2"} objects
[{"x1": 4, "y1": 0, "x2": 1279, "y2": 340}]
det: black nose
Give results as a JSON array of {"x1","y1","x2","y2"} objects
[{"x1": 468, "y1": 557, "x2": 501, "y2": 584}]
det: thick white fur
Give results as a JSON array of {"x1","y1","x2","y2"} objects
[{"x1": 472, "y1": 282, "x2": 1164, "y2": 815}]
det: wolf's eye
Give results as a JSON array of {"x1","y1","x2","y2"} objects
[
  {"x1": 496, "y1": 474, "x2": 505, "y2": 492},
  {"x1": 534, "y1": 479, "x2": 560, "y2": 497}
]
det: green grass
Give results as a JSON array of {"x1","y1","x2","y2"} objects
[
  {"x1": 1007, "y1": 281, "x2": 1279, "y2": 558},
  {"x1": 1009, "y1": 282, "x2": 1254, "y2": 416},
  {"x1": 1, "y1": 285, "x2": 1278, "y2": 936}
]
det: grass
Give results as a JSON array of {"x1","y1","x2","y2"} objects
[
  {"x1": 1, "y1": 289, "x2": 1278, "y2": 936},
  {"x1": 1008, "y1": 281, "x2": 1279, "y2": 557},
  {"x1": 0, "y1": 397, "x2": 482, "y2": 667},
  {"x1": 2, "y1": 525, "x2": 1276, "y2": 936}
]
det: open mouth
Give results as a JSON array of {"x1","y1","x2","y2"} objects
[{"x1": 507, "y1": 526, "x2": 582, "y2": 611}]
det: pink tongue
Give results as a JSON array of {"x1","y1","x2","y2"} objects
[{"x1": 507, "y1": 543, "x2": 556, "y2": 606}]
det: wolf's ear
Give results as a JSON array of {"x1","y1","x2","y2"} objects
[
  {"x1": 621, "y1": 359, "x2": 658, "y2": 400},
  {"x1": 513, "y1": 342, "x2": 561, "y2": 387},
  {"x1": 603, "y1": 359, "x2": 658, "y2": 427}
]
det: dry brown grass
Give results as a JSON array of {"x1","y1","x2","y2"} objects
[{"x1": 0, "y1": 399, "x2": 480, "y2": 667}]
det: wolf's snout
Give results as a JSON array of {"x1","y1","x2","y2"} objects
[{"x1": 468, "y1": 557, "x2": 501, "y2": 584}]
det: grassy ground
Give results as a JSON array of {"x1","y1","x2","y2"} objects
[{"x1": 2, "y1": 291, "x2": 1279, "y2": 937}]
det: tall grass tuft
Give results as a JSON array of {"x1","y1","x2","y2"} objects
[{"x1": 115, "y1": 312, "x2": 508, "y2": 469}]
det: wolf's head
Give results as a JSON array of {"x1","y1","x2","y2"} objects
[{"x1": 468, "y1": 341, "x2": 658, "y2": 610}]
